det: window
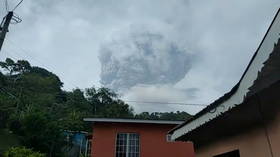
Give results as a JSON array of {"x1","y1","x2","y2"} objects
[
  {"x1": 213, "y1": 150, "x2": 240, "y2": 157},
  {"x1": 166, "y1": 134, "x2": 173, "y2": 142},
  {"x1": 86, "y1": 139, "x2": 92, "y2": 157},
  {"x1": 116, "y1": 133, "x2": 140, "y2": 157}
]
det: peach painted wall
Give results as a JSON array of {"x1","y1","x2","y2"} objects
[
  {"x1": 91, "y1": 122, "x2": 194, "y2": 157},
  {"x1": 195, "y1": 113, "x2": 280, "y2": 157}
]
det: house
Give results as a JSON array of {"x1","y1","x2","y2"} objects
[
  {"x1": 64, "y1": 131, "x2": 92, "y2": 157},
  {"x1": 168, "y1": 9, "x2": 280, "y2": 157},
  {"x1": 84, "y1": 118, "x2": 195, "y2": 157}
]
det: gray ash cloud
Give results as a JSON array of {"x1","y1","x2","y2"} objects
[{"x1": 99, "y1": 29, "x2": 194, "y2": 91}]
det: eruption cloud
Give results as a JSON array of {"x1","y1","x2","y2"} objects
[{"x1": 99, "y1": 28, "x2": 194, "y2": 92}]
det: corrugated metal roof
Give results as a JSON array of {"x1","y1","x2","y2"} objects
[
  {"x1": 84, "y1": 118, "x2": 184, "y2": 125},
  {"x1": 169, "y1": 8, "x2": 280, "y2": 140}
]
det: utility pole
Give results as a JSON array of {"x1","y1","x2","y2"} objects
[{"x1": 0, "y1": 11, "x2": 13, "y2": 52}]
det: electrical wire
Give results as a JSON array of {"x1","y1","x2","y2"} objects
[
  {"x1": 11, "y1": 0, "x2": 23, "y2": 11},
  {"x1": 1, "y1": 44, "x2": 210, "y2": 108},
  {"x1": 2, "y1": 39, "x2": 209, "y2": 108},
  {"x1": 124, "y1": 100, "x2": 207, "y2": 107},
  {"x1": 4, "y1": 0, "x2": 23, "y2": 12},
  {"x1": 5, "y1": 0, "x2": 9, "y2": 12},
  {"x1": 2, "y1": 0, "x2": 23, "y2": 25},
  {"x1": 3, "y1": 39, "x2": 79, "y2": 89},
  {"x1": 1, "y1": 49, "x2": 20, "y2": 61},
  {"x1": 5, "y1": 40, "x2": 42, "y2": 60},
  {"x1": 1, "y1": 44, "x2": 27, "y2": 60}
]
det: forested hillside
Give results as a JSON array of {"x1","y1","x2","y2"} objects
[{"x1": 0, "y1": 58, "x2": 192, "y2": 156}]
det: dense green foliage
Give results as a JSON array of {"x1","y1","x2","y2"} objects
[
  {"x1": 4, "y1": 147, "x2": 45, "y2": 157},
  {"x1": 0, "y1": 58, "x2": 192, "y2": 156},
  {"x1": 135, "y1": 111, "x2": 192, "y2": 121},
  {"x1": 0, "y1": 129, "x2": 21, "y2": 154}
]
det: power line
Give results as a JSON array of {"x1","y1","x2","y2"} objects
[
  {"x1": 1, "y1": 49, "x2": 19, "y2": 61},
  {"x1": 1, "y1": 45, "x2": 208, "y2": 108},
  {"x1": 4, "y1": 0, "x2": 23, "y2": 12},
  {"x1": 124, "y1": 100, "x2": 207, "y2": 107},
  {"x1": 2, "y1": 44, "x2": 27, "y2": 59},
  {"x1": 11, "y1": 0, "x2": 23, "y2": 11},
  {"x1": 5, "y1": 0, "x2": 9, "y2": 12},
  {"x1": 3, "y1": 39, "x2": 79, "y2": 89}
]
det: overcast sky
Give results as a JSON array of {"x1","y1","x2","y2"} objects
[{"x1": 0, "y1": 0, "x2": 279, "y2": 114}]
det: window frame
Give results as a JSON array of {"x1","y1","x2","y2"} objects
[
  {"x1": 166, "y1": 134, "x2": 173, "y2": 142},
  {"x1": 115, "y1": 132, "x2": 140, "y2": 157}
]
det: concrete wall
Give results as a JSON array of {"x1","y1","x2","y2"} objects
[
  {"x1": 91, "y1": 123, "x2": 194, "y2": 157},
  {"x1": 195, "y1": 113, "x2": 280, "y2": 157}
]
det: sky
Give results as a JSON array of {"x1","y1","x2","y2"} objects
[{"x1": 0, "y1": 0, "x2": 279, "y2": 114}]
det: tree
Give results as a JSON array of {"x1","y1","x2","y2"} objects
[
  {"x1": 86, "y1": 87, "x2": 116, "y2": 115},
  {"x1": 9, "y1": 109, "x2": 66, "y2": 156},
  {"x1": 64, "y1": 89, "x2": 91, "y2": 113},
  {"x1": 135, "y1": 111, "x2": 192, "y2": 121},
  {"x1": 101, "y1": 100, "x2": 134, "y2": 118},
  {"x1": 0, "y1": 58, "x2": 192, "y2": 156},
  {"x1": 86, "y1": 87, "x2": 134, "y2": 118},
  {"x1": 134, "y1": 112, "x2": 150, "y2": 119},
  {"x1": 0, "y1": 59, "x2": 67, "y2": 156},
  {"x1": 4, "y1": 147, "x2": 46, "y2": 157}
]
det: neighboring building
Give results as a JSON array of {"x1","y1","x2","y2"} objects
[
  {"x1": 168, "y1": 9, "x2": 280, "y2": 157},
  {"x1": 64, "y1": 131, "x2": 92, "y2": 157},
  {"x1": 84, "y1": 118, "x2": 195, "y2": 157}
]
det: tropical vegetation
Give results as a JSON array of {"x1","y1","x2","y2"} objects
[{"x1": 0, "y1": 58, "x2": 191, "y2": 156}]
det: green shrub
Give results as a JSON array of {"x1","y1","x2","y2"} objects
[{"x1": 4, "y1": 147, "x2": 45, "y2": 157}]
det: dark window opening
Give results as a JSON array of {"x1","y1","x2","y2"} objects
[{"x1": 213, "y1": 150, "x2": 240, "y2": 157}]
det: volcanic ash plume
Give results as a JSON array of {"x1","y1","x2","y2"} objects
[{"x1": 99, "y1": 30, "x2": 193, "y2": 92}]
